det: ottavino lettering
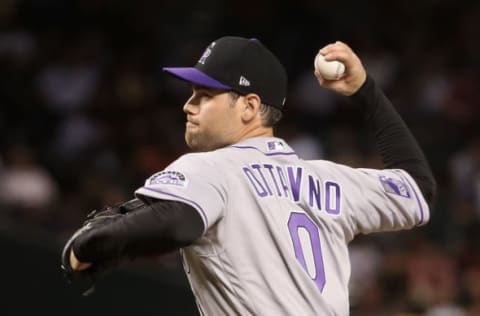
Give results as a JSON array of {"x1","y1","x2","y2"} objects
[{"x1": 242, "y1": 164, "x2": 341, "y2": 215}]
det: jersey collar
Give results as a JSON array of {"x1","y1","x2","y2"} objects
[{"x1": 231, "y1": 137, "x2": 297, "y2": 156}]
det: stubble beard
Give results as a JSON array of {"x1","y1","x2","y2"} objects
[
  {"x1": 185, "y1": 128, "x2": 228, "y2": 152},
  {"x1": 185, "y1": 129, "x2": 208, "y2": 152}
]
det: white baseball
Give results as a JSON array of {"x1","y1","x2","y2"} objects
[{"x1": 314, "y1": 53, "x2": 345, "y2": 80}]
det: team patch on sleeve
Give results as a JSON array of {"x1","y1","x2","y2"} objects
[
  {"x1": 148, "y1": 171, "x2": 188, "y2": 187},
  {"x1": 378, "y1": 175, "x2": 411, "y2": 198}
]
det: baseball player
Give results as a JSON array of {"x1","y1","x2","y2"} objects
[{"x1": 61, "y1": 37, "x2": 436, "y2": 315}]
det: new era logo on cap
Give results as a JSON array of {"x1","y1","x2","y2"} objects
[
  {"x1": 239, "y1": 76, "x2": 250, "y2": 86},
  {"x1": 163, "y1": 36, "x2": 287, "y2": 109}
]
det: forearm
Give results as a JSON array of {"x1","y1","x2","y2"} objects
[
  {"x1": 72, "y1": 199, "x2": 204, "y2": 263},
  {"x1": 352, "y1": 75, "x2": 436, "y2": 204}
]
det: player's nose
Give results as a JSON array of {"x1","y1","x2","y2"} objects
[
  {"x1": 183, "y1": 101, "x2": 191, "y2": 114},
  {"x1": 183, "y1": 100, "x2": 198, "y2": 115}
]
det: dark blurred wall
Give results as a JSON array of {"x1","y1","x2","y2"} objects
[{"x1": 0, "y1": 234, "x2": 198, "y2": 316}]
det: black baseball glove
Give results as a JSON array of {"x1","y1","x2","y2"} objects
[{"x1": 60, "y1": 199, "x2": 144, "y2": 295}]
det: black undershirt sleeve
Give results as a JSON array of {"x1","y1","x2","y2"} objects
[
  {"x1": 72, "y1": 199, "x2": 204, "y2": 263},
  {"x1": 351, "y1": 75, "x2": 436, "y2": 205}
]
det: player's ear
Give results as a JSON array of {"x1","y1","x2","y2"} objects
[{"x1": 241, "y1": 93, "x2": 261, "y2": 123}]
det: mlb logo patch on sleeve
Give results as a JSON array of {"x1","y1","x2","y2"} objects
[
  {"x1": 148, "y1": 171, "x2": 188, "y2": 187},
  {"x1": 379, "y1": 175, "x2": 411, "y2": 198},
  {"x1": 266, "y1": 140, "x2": 285, "y2": 151}
]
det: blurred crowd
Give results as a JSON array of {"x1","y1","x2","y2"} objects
[{"x1": 0, "y1": 0, "x2": 479, "y2": 315}]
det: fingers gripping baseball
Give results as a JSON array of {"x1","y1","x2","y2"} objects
[{"x1": 314, "y1": 41, "x2": 367, "y2": 96}]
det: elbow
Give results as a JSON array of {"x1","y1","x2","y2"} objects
[
  {"x1": 426, "y1": 177, "x2": 437, "y2": 207},
  {"x1": 419, "y1": 175, "x2": 437, "y2": 208}
]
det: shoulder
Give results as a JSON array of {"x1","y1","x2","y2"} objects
[
  {"x1": 174, "y1": 149, "x2": 230, "y2": 164},
  {"x1": 168, "y1": 149, "x2": 234, "y2": 173}
]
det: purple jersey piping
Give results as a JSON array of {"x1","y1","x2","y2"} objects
[
  {"x1": 400, "y1": 173, "x2": 425, "y2": 226},
  {"x1": 140, "y1": 186, "x2": 209, "y2": 229}
]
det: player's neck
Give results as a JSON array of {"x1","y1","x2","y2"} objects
[{"x1": 236, "y1": 125, "x2": 274, "y2": 142}]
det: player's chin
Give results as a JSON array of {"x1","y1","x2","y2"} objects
[
  {"x1": 185, "y1": 133, "x2": 203, "y2": 152},
  {"x1": 185, "y1": 133, "x2": 217, "y2": 152}
]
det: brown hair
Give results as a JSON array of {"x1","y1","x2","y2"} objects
[{"x1": 229, "y1": 92, "x2": 282, "y2": 127}]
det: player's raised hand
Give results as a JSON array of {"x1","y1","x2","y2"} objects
[{"x1": 314, "y1": 41, "x2": 367, "y2": 96}]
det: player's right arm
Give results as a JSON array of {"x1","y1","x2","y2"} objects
[
  {"x1": 67, "y1": 198, "x2": 205, "y2": 271},
  {"x1": 315, "y1": 42, "x2": 436, "y2": 206},
  {"x1": 66, "y1": 153, "x2": 225, "y2": 271}
]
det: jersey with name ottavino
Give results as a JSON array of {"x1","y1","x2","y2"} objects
[{"x1": 135, "y1": 137, "x2": 429, "y2": 316}]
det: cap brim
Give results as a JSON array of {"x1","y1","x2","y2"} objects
[{"x1": 163, "y1": 67, "x2": 231, "y2": 90}]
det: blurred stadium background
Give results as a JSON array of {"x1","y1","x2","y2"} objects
[{"x1": 0, "y1": 0, "x2": 479, "y2": 315}]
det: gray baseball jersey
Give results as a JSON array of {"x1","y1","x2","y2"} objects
[{"x1": 135, "y1": 137, "x2": 429, "y2": 316}]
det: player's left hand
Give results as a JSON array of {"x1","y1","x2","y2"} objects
[
  {"x1": 314, "y1": 41, "x2": 367, "y2": 96},
  {"x1": 70, "y1": 249, "x2": 92, "y2": 271},
  {"x1": 60, "y1": 205, "x2": 124, "y2": 295}
]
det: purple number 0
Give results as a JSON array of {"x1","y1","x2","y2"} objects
[{"x1": 287, "y1": 212, "x2": 326, "y2": 292}]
